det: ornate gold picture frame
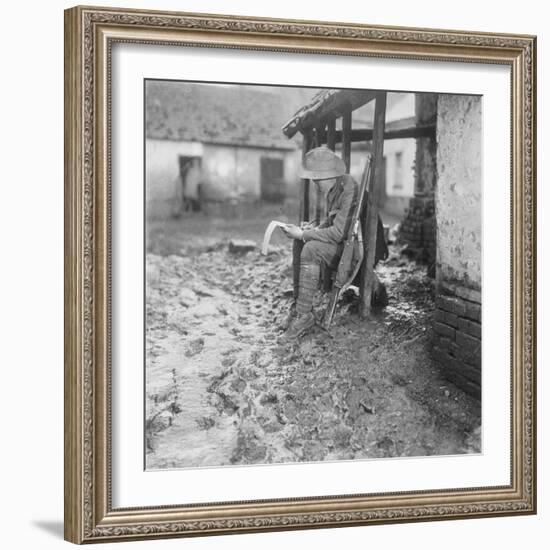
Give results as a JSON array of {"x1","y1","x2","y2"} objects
[{"x1": 64, "y1": 5, "x2": 536, "y2": 544}]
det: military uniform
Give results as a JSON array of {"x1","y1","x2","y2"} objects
[
  {"x1": 292, "y1": 174, "x2": 387, "y2": 301},
  {"x1": 285, "y1": 145, "x2": 387, "y2": 339},
  {"x1": 301, "y1": 173, "x2": 358, "y2": 264}
]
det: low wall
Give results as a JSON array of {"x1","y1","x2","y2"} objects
[{"x1": 432, "y1": 281, "x2": 481, "y2": 399}]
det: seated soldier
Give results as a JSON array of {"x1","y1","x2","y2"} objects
[
  {"x1": 282, "y1": 145, "x2": 388, "y2": 339},
  {"x1": 282, "y1": 146, "x2": 359, "y2": 339}
]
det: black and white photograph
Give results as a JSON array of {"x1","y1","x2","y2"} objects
[
  {"x1": 144, "y1": 80, "x2": 482, "y2": 470},
  {"x1": 56, "y1": 1, "x2": 540, "y2": 544}
]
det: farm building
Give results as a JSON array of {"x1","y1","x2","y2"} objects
[{"x1": 145, "y1": 81, "x2": 317, "y2": 219}]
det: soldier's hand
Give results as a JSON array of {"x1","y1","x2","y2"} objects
[
  {"x1": 282, "y1": 224, "x2": 304, "y2": 240},
  {"x1": 300, "y1": 221, "x2": 317, "y2": 230}
]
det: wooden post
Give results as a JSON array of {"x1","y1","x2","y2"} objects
[
  {"x1": 327, "y1": 118, "x2": 336, "y2": 151},
  {"x1": 342, "y1": 110, "x2": 352, "y2": 172},
  {"x1": 293, "y1": 129, "x2": 312, "y2": 300},
  {"x1": 360, "y1": 92, "x2": 387, "y2": 317},
  {"x1": 300, "y1": 130, "x2": 311, "y2": 223}
]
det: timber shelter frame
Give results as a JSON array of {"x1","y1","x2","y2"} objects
[
  {"x1": 283, "y1": 89, "x2": 387, "y2": 318},
  {"x1": 282, "y1": 88, "x2": 436, "y2": 318}
]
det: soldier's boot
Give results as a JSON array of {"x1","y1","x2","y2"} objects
[
  {"x1": 284, "y1": 263, "x2": 319, "y2": 340},
  {"x1": 280, "y1": 301, "x2": 296, "y2": 331}
]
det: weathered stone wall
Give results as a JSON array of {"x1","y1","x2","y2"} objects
[
  {"x1": 432, "y1": 94, "x2": 482, "y2": 399},
  {"x1": 435, "y1": 95, "x2": 482, "y2": 288}
]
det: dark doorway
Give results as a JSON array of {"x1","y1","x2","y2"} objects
[
  {"x1": 260, "y1": 157, "x2": 285, "y2": 203},
  {"x1": 176, "y1": 155, "x2": 202, "y2": 214},
  {"x1": 178, "y1": 155, "x2": 197, "y2": 175}
]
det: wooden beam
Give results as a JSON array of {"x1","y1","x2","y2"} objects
[
  {"x1": 360, "y1": 92, "x2": 387, "y2": 317},
  {"x1": 333, "y1": 124, "x2": 435, "y2": 143},
  {"x1": 327, "y1": 118, "x2": 336, "y2": 151},
  {"x1": 342, "y1": 110, "x2": 352, "y2": 172},
  {"x1": 284, "y1": 117, "x2": 434, "y2": 148}
]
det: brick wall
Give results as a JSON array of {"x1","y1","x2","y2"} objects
[
  {"x1": 399, "y1": 195, "x2": 436, "y2": 275},
  {"x1": 432, "y1": 282, "x2": 482, "y2": 399},
  {"x1": 398, "y1": 92, "x2": 438, "y2": 274},
  {"x1": 414, "y1": 94, "x2": 438, "y2": 195}
]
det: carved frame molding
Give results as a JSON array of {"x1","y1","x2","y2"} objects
[{"x1": 64, "y1": 5, "x2": 536, "y2": 544}]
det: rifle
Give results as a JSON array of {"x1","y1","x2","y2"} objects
[{"x1": 321, "y1": 154, "x2": 373, "y2": 330}]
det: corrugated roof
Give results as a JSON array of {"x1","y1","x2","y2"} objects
[{"x1": 146, "y1": 81, "x2": 306, "y2": 150}]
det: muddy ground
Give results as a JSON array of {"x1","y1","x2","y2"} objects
[{"x1": 145, "y1": 214, "x2": 481, "y2": 470}]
